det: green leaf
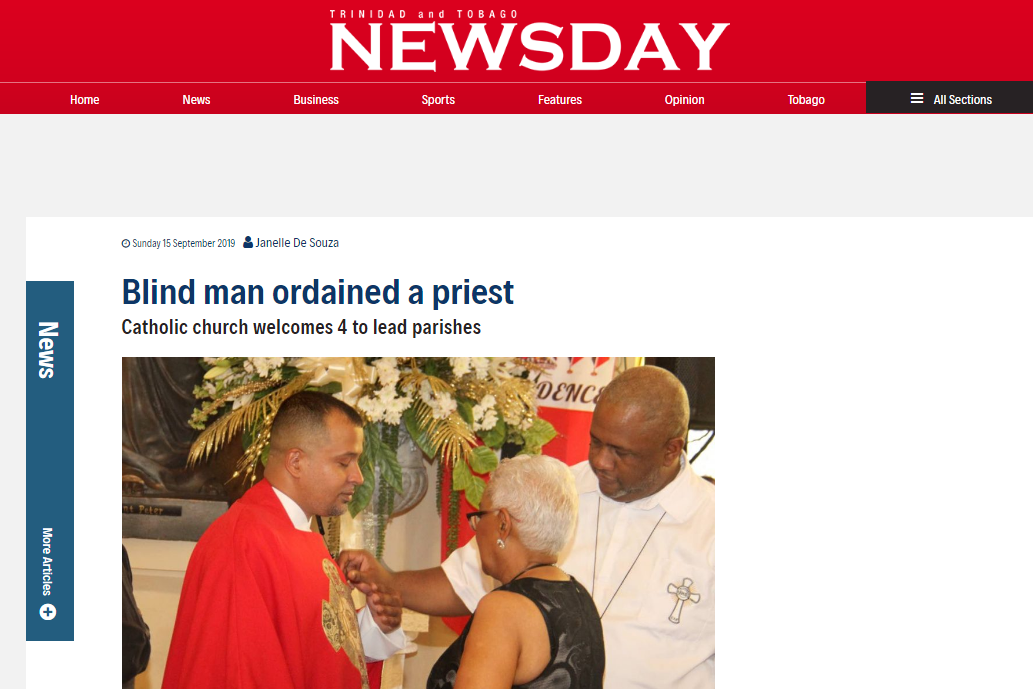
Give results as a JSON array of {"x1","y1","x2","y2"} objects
[
  {"x1": 349, "y1": 483, "x2": 373, "y2": 517},
  {"x1": 403, "y1": 407, "x2": 436, "y2": 459},
  {"x1": 312, "y1": 382, "x2": 343, "y2": 395},
  {"x1": 349, "y1": 454, "x2": 377, "y2": 517},
  {"x1": 465, "y1": 475, "x2": 486, "y2": 509},
  {"x1": 355, "y1": 422, "x2": 401, "y2": 493},
  {"x1": 456, "y1": 399, "x2": 474, "y2": 425},
  {"x1": 360, "y1": 452, "x2": 375, "y2": 485},
  {"x1": 378, "y1": 443, "x2": 403, "y2": 494},
  {"x1": 452, "y1": 457, "x2": 473, "y2": 491},
  {"x1": 477, "y1": 417, "x2": 508, "y2": 448},
  {"x1": 470, "y1": 445, "x2": 499, "y2": 474},
  {"x1": 521, "y1": 418, "x2": 558, "y2": 455},
  {"x1": 259, "y1": 443, "x2": 270, "y2": 466},
  {"x1": 359, "y1": 423, "x2": 382, "y2": 466}
]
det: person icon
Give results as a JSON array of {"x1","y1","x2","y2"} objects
[{"x1": 243, "y1": 236, "x2": 253, "y2": 248}]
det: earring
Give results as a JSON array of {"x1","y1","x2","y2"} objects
[{"x1": 496, "y1": 538, "x2": 506, "y2": 549}]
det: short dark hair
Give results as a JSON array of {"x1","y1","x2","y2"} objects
[
  {"x1": 598, "y1": 365, "x2": 690, "y2": 442},
  {"x1": 270, "y1": 391, "x2": 364, "y2": 443}
]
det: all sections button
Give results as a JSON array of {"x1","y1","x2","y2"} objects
[{"x1": 867, "y1": 81, "x2": 1033, "y2": 113}]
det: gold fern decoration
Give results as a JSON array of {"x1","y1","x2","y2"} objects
[
  {"x1": 412, "y1": 399, "x2": 476, "y2": 468},
  {"x1": 514, "y1": 358, "x2": 549, "y2": 374},
  {"x1": 188, "y1": 372, "x2": 315, "y2": 468},
  {"x1": 458, "y1": 375, "x2": 537, "y2": 427},
  {"x1": 233, "y1": 412, "x2": 275, "y2": 485},
  {"x1": 400, "y1": 366, "x2": 454, "y2": 397},
  {"x1": 196, "y1": 377, "x2": 283, "y2": 421}
]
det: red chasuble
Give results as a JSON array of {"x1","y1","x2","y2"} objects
[{"x1": 163, "y1": 479, "x2": 382, "y2": 689}]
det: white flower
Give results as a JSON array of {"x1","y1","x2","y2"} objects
[
  {"x1": 420, "y1": 380, "x2": 458, "y2": 419},
  {"x1": 248, "y1": 357, "x2": 284, "y2": 378},
  {"x1": 373, "y1": 357, "x2": 401, "y2": 387},
  {"x1": 382, "y1": 391, "x2": 412, "y2": 424},
  {"x1": 472, "y1": 394, "x2": 498, "y2": 431},
  {"x1": 356, "y1": 383, "x2": 413, "y2": 425},
  {"x1": 418, "y1": 380, "x2": 434, "y2": 403},
  {"x1": 492, "y1": 359, "x2": 519, "y2": 378},
  {"x1": 232, "y1": 392, "x2": 254, "y2": 410},
  {"x1": 203, "y1": 365, "x2": 232, "y2": 381},
  {"x1": 471, "y1": 358, "x2": 490, "y2": 379},
  {"x1": 450, "y1": 357, "x2": 472, "y2": 377},
  {"x1": 357, "y1": 393, "x2": 386, "y2": 423},
  {"x1": 439, "y1": 396, "x2": 458, "y2": 417},
  {"x1": 475, "y1": 409, "x2": 498, "y2": 431}
]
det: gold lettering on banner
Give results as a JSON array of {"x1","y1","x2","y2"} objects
[{"x1": 321, "y1": 559, "x2": 370, "y2": 689}]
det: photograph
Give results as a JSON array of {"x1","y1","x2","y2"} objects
[{"x1": 122, "y1": 357, "x2": 716, "y2": 689}]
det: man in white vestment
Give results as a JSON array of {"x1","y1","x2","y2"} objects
[{"x1": 342, "y1": 365, "x2": 715, "y2": 689}]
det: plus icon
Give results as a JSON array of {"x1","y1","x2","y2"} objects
[{"x1": 39, "y1": 603, "x2": 57, "y2": 620}]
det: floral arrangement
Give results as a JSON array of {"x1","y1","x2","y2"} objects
[{"x1": 187, "y1": 357, "x2": 556, "y2": 552}]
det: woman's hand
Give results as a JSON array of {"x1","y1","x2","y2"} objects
[
  {"x1": 366, "y1": 582, "x2": 403, "y2": 634},
  {"x1": 337, "y1": 549, "x2": 471, "y2": 616},
  {"x1": 337, "y1": 549, "x2": 390, "y2": 596}
]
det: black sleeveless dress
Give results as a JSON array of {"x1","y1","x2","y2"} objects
[{"x1": 427, "y1": 576, "x2": 605, "y2": 689}]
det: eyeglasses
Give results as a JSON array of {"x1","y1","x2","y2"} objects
[
  {"x1": 466, "y1": 509, "x2": 501, "y2": 531},
  {"x1": 466, "y1": 509, "x2": 522, "y2": 531}
]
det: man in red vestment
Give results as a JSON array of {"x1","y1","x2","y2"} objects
[{"x1": 163, "y1": 392, "x2": 405, "y2": 689}]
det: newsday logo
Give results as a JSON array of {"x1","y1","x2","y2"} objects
[{"x1": 330, "y1": 15, "x2": 730, "y2": 72}]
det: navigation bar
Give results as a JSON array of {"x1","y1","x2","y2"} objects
[
  {"x1": 5, "y1": 82, "x2": 1030, "y2": 114},
  {"x1": 2, "y1": 83, "x2": 864, "y2": 114}
]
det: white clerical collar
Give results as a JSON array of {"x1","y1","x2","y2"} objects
[
  {"x1": 584, "y1": 453, "x2": 705, "y2": 524},
  {"x1": 271, "y1": 485, "x2": 313, "y2": 532}
]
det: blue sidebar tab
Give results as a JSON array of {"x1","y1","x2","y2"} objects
[{"x1": 26, "y1": 281, "x2": 74, "y2": 640}]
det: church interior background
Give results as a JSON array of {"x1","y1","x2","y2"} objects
[{"x1": 122, "y1": 356, "x2": 715, "y2": 689}]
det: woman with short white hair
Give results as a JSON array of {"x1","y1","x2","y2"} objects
[{"x1": 427, "y1": 454, "x2": 604, "y2": 689}]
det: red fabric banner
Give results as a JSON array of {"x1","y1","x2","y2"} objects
[{"x1": 536, "y1": 357, "x2": 615, "y2": 466}]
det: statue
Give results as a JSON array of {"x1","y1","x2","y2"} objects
[{"x1": 122, "y1": 357, "x2": 224, "y2": 497}]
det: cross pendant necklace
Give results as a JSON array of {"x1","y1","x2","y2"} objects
[{"x1": 591, "y1": 495, "x2": 666, "y2": 619}]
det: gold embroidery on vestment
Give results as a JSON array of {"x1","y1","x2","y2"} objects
[{"x1": 321, "y1": 558, "x2": 370, "y2": 689}]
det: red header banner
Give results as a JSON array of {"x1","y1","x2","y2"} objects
[{"x1": 2, "y1": 1, "x2": 1029, "y2": 113}]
